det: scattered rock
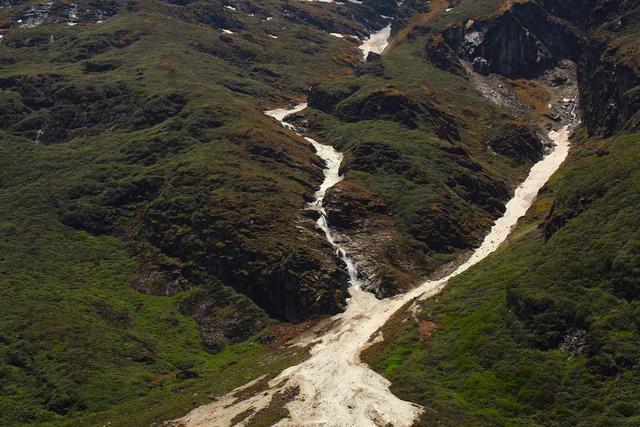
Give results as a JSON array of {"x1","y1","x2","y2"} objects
[{"x1": 559, "y1": 329, "x2": 588, "y2": 356}]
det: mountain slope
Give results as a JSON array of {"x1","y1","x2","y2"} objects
[
  {"x1": 2, "y1": 0, "x2": 636, "y2": 425},
  {"x1": 298, "y1": 0, "x2": 556, "y2": 298},
  {"x1": 365, "y1": 1, "x2": 640, "y2": 425},
  {"x1": 365, "y1": 129, "x2": 640, "y2": 426},
  {"x1": 0, "y1": 0, "x2": 538, "y2": 424},
  {"x1": 0, "y1": 0, "x2": 392, "y2": 424}
]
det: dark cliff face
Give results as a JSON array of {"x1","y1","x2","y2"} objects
[
  {"x1": 437, "y1": 0, "x2": 639, "y2": 138},
  {"x1": 536, "y1": 0, "x2": 590, "y2": 23},
  {"x1": 425, "y1": 35, "x2": 466, "y2": 77},
  {"x1": 579, "y1": 41, "x2": 640, "y2": 137},
  {"x1": 308, "y1": 81, "x2": 361, "y2": 115},
  {"x1": 577, "y1": 0, "x2": 640, "y2": 137},
  {"x1": 442, "y1": 1, "x2": 583, "y2": 78}
]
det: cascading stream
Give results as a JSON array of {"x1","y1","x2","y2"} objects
[
  {"x1": 258, "y1": 22, "x2": 395, "y2": 288},
  {"x1": 265, "y1": 104, "x2": 363, "y2": 288}
]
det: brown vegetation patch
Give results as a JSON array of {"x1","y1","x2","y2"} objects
[
  {"x1": 247, "y1": 386, "x2": 299, "y2": 426},
  {"x1": 513, "y1": 80, "x2": 552, "y2": 115},
  {"x1": 418, "y1": 320, "x2": 439, "y2": 341},
  {"x1": 154, "y1": 368, "x2": 181, "y2": 383},
  {"x1": 230, "y1": 408, "x2": 256, "y2": 425},
  {"x1": 230, "y1": 375, "x2": 272, "y2": 403},
  {"x1": 267, "y1": 318, "x2": 326, "y2": 347},
  {"x1": 396, "y1": 0, "x2": 449, "y2": 43}
]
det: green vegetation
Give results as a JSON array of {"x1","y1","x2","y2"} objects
[
  {"x1": 0, "y1": 0, "x2": 388, "y2": 424},
  {"x1": 304, "y1": 36, "x2": 537, "y2": 290},
  {"x1": 4, "y1": 0, "x2": 636, "y2": 424},
  {"x1": 365, "y1": 130, "x2": 640, "y2": 425},
  {"x1": 0, "y1": 0, "x2": 566, "y2": 420},
  {"x1": 0, "y1": 183, "x2": 300, "y2": 425},
  {"x1": 364, "y1": 1, "x2": 640, "y2": 424}
]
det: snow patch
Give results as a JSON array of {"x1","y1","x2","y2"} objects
[
  {"x1": 359, "y1": 24, "x2": 391, "y2": 59},
  {"x1": 464, "y1": 30, "x2": 484, "y2": 46},
  {"x1": 66, "y1": 3, "x2": 78, "y2": 26},
  {"x1": 19, "y1": 2, "x2": 53, "y2": 28}
]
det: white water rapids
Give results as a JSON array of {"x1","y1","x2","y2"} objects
[
  {"x1": 263, "y1": 103, "x2": 363, "y2": 287},
  {"x1": 170, "y1": 103, "x2": 572, "y2": 425}
]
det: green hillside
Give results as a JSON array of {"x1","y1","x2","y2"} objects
[
  {"x1": 1, "y1": 0, "x2": 638, "y2": 425},
  {"x1": 365, "y1": 0, "x2": 640, "y2": 425},
  {"x1": 0, "y1": 0, "x2": 526, "y2": 424},
  {"x1": 365, "y1": 129, "x2": 640, "y2": 426}
]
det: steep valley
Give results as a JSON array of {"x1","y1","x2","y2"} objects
[{"x1": 0, "y1": 0, "x2": 638, "y2": 426}]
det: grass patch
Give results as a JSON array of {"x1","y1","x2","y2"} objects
[{"x1": 364, "y1": 130, "x2": 640, "y2": 426}]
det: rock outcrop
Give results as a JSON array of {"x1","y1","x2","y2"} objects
[
  {"x1": 434, "y1": 0, "x2": 639, "y2": 138},
  {"x1": 487, "y1": 123, "x2": 544, "y2": 165},
  {"x1": 335, "y1": 87, "x2": 425, "y2": 129},
  {"x1": 177, "y1": 286, "x2": 267, "y2": 353},
  {"x1": 355, "y1": 52, "x2": 386, "y2": 77},
  {"x1": 442, "y1": 1, "x2": 584, "y2": 77},
  {"x1": 425, "y1": 34, "x2": 465, "y2": 77},
  {"x1": 578, "y1": 39, "x2": 640, "y2": 136},
  {"x1": 308, "y1": 81, "x2": 361, "y2": 114}
]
